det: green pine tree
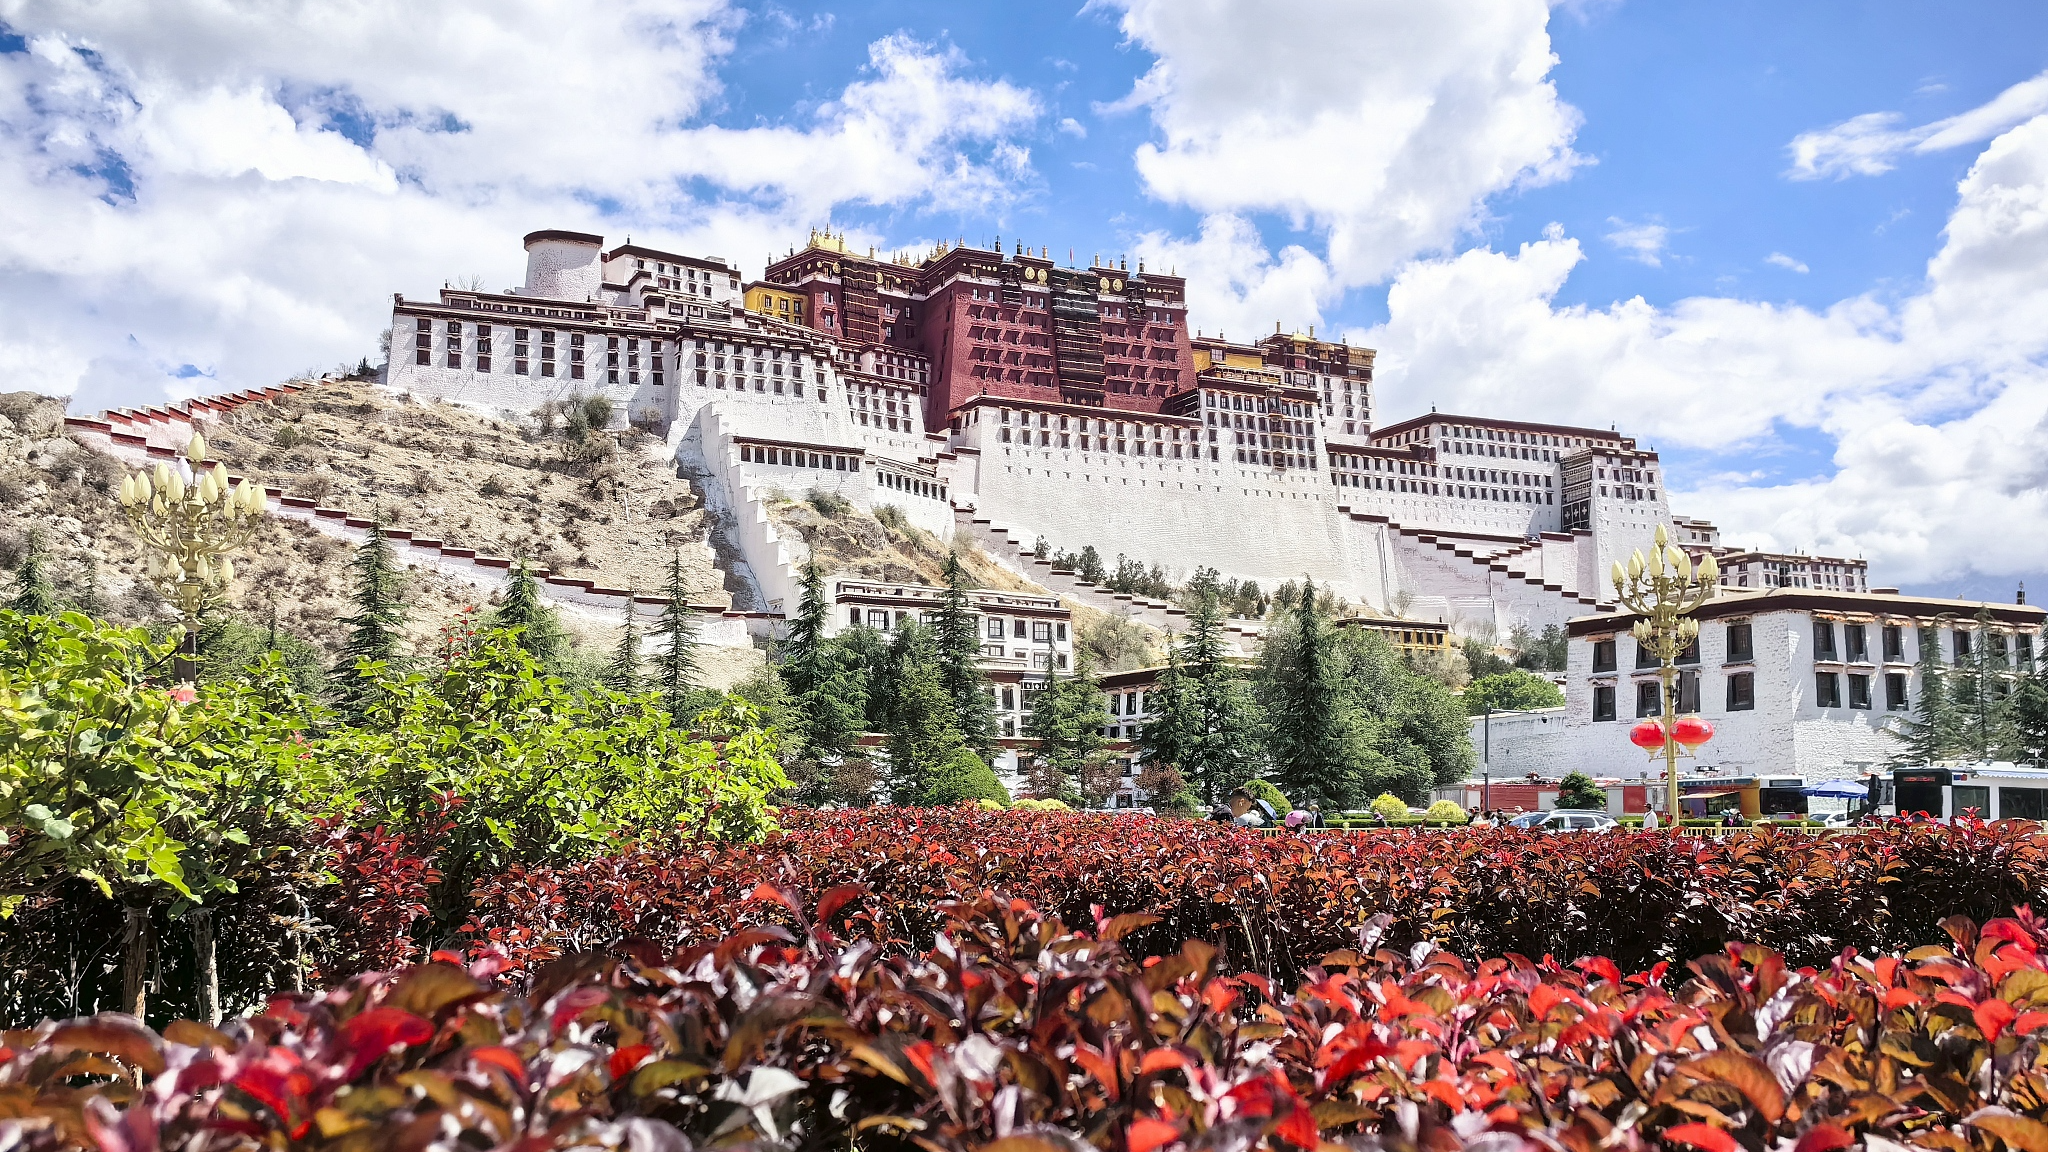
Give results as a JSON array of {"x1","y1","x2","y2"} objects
[
  {"x1": 1340, "y1": 628, "x2": 1475, "y2": 797},
  {"x1": 1948, "y1": 607, "x2": 2022, "y2": 760},
  {"x1": 334, "y1": 520, "x2": 408, "y2": 715},
  {"x1": 651, "y1": 549, "x2": 701, "y2": 725},
  {"x1": 74, "y1": 556, "x2": 104, "y2": 617},
  {"x1": 491, "y1": 560, "x2": 568, "y2": 669},
  {"x1": 7, "y1": 528, "x2": 57, "y2": 616},
  {"x1": 1143, "y1": 589, "x2": 1266, "y2": 805},
  {"x1": 602, "y1": 594, "x2": 643, "y2": 693},
  {"x1": 933, "y1": 552, "x2": 998, "y2": 757},
  {"x1": 1257, "y1": 576, "x2": 1364, "y2": 809},
  {"x1": 777, "y1": 559, "x2": 870, "y2": 804},
  {"x1": 886, "y1": 626, "x2": 971, "y2": 805},
  {"x1": 2014, "y1": 627, "x2": 2048, "y2": 766},
  {"x1": 1023, "y1": 648, "x2": 1112, "y2": 804},
  {"x1": 1890, "y1": 623, "x2": 1959, "y2": 765}
]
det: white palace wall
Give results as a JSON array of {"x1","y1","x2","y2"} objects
[{"x1": 957, "y1": 417, "x2": 1390, "y2": 607}]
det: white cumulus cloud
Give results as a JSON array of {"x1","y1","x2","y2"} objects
[
  {"x1": 1603, "y1": 217, "x2": 1670, "y2": 266},
  {"x1": 1765, "y1": 252, "x2": 1809, "y2": 273},
  {"x1": 0, "y1": 1, "x2": 1042, "y2": 409},
  {"x1": 1786, "y1": 68, "x2": 2048, "y2": 180},
  {"x1": 1361, "y1": 114, "x2": 2048, "y2": 586},
  {"x1": 1102, "y1": 0, "x2": 1584, "y2": 335}
]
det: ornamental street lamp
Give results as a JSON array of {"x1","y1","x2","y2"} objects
[
  {"x1": 1610, "y1": 523, "x2": 1718, "y2": 823},
  {"x1": 117, "y1": 431, "x2": 267, "y2": 683}
]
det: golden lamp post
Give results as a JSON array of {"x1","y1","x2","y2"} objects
[
  {"x1": 117, "y1": 431, "x2": 267, "y2": 683},
  {"x1": 1610, "y1": 522, "x2": 1718, "y2": 823}
]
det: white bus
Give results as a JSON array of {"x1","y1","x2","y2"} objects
[{"x1": 1879, "y1": 763, "x2": 2048, "y2": 823}]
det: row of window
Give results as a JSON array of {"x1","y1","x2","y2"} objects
[
  {"x1": 1590, "y1": 669, "x2": 1912, "y2": 719},
  {"x1": 1591, "y1": 620, "x2": 2035, "y2": 672}
]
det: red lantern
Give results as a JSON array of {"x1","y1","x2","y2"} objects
[
  {"x1": 1628, "y1": 719, "x2": 1666, "y2": 750},
  {"x1": 1672, "y1": 716, "x2": 1714, "y2": 748}
]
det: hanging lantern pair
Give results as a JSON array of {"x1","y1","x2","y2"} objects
[{"x1": 1628, "y1": 716, "x2": 1714, "y2": 750}]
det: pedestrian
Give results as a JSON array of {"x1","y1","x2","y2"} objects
[
  {"x1": 1309, "y1": 804, "x2": 1324, "y2": 828},
  {"x1": 1284, "y1": 809, "x2": 1310, "y2": 831},
  {"x1": 1642, "y1": 807, "x2": 1658, "y2": 832},
  {"x1": 1227, "y1": 788, "x2": 1268, "y2": 827}
]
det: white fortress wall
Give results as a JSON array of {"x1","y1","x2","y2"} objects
[{"x1": 957, "y1": 417, "x2": 1390, "y2": 607}]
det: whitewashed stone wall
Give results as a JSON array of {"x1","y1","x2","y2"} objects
[{"x1": 1561, "y1": 607, "x2": 1918, "y2": 782}]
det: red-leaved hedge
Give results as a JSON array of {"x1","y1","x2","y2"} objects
[
  {"x1": 8, "y1": 892, "x2": 2047, "y2": 1152},
  {"x1": 453, "y1": 809, "x2": 2048, "y2": 982}
]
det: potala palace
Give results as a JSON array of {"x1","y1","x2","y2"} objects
[{"x1": 380, "y1": 228, "x2": 1865, "y2": 636}]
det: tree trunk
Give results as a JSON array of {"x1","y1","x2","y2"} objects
[
  {"x1": 122, "y1": 903, "x2": 152, "y2": 1021},
  {"x1": 191, "y1": 908, "x2": 220, "y2": 1025}
]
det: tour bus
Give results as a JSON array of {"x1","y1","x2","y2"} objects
[
  {"x1": 1878, "y1": 763, "x2": 2048, "y2": 822},
  {"x1": 1676, "y1": 774, "x2": 1810, "y2": 820}
]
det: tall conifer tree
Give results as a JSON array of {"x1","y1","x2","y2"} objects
[
  {"x1": 1258, "y1": 577, "x2": 1362, "y2": 808},
  {"x1": 602, "y1": 594, "x2": 643, "y2": 693},
  {"x1": 7, "y1": 528, "x2": 56, "y2": 615},
  {"x1": 1947, "y1": 607, "x2": 2021, "y2": 760},
  {"x1": 335, "y1": 520, "x2": 407, "y2": 715},
  {"x1": 1140, "y1": 590, "x2": 1264, "y2": 804},
  {"x1": 1024, "y1": 649, "x2": 1112, "y2": 804},
  {"x1": 652, "y1": 549, "x2": 701, "y2": 725},
  {"x1": 886, "y1": 627, "x2": 970, "y2": 805},
  {"x1": 1891, "y1": 623, "x2": 1959, "y2": 765},
  {"x1": 491, "y1": 560, "x2": 567, "y2": 668},
  {"x1": 933, "y1": 552, "x2": 998, "y2": 757},
  {"x1": 779, "y1": 559, "x2": 868, "y2": 803}
]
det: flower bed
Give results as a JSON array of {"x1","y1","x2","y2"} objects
[
  {"x1": 10, "y1": 893, "x2": 2047, "y2": 1152},
  {"x1": 458, "y1": 808, "x2": 2048, "y2": 982}
]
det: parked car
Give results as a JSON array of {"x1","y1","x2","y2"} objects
[{"x1": 1507, "y1": 809, "x2": 1618, "y2": 833}]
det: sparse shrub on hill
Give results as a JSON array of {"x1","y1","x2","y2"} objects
[{"x1": 806, "y1": 487, "x2": 853, "y2": 518}]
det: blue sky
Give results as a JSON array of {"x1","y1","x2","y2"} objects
[{"x1": 2, "y1": 0, "x2": 2046, "y2": 595}]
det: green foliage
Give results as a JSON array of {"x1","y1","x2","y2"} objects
[
  {"x1": 805, "y1": 488, "x2": 854, "y2": 518},
  {"x1": 934, "y1": 553, "x2": 997, "y2": 757},
  {"x1": 1260, "y1": 578, "x2": 1365, "y2": 808},
  {"x1": 777, "y1": 560, "x2": 870, "y2": 805},
  {"x1": 196, "y1": 608, "x2": 329, "y2": 698},
  {"x1": 0, "y1": 610, "x2": 320, "y2": 908},
  {"x1": 334, "y1": 521, "x2": 408, "y2": 715},
  {"x1": 1240, "y1": 777, "x2": 1290, "y2": 815},
  {"x1": 1140, "y1": 592, "x2": 1264, "y2": 805},
  {"x1": 1463, "y1": 637, "x2": 1516, "y2": 679},
  {"x1": 2016, "y1": 633, "x2": 2048, "y2": 765},
  {"x1": 1369, "y1": 792, "x2": 1410, "y2": 821},
  {"x1": 6, "y1": 528, "x2": 56, "y2": 616},
  {"x1": 490, "y1": 561, "x2": 569, "y2": 671},
  {"x1": 1074, "y1": 545, "x2": 1106, "y2": 585},
  {"x1": 1464, "y1": 669, "x2": 1566, "y2": 715},
  {"x1": 1011, "y1": 797, "x2": 1071, "y2": 811},
  {"x1": 323, "y1": 623, "x2": 788, "y2": 932},
  {"x1": 652, "y1": 549, "x2": 701, "y2": 725},
  {"x1": 925, "y1": 748, "x2": 1010, "y2": 806},
  {"x1": 1890, "y1": 623, "x2": 1955, "y2": 766},
  {"x1": 601, "y1": 596, "x2": 643, "y2": 693},
  {"x1": 1424, "y1": 799, "x2": 1469, "y2": 824},
  {"x1": 1948, "y1": 608, "x2": 2022, "y2": 761},
  {"x1": 1023, "y1": 650, "x2": 1111, "y2": 805},
  {"x1": 1556, "y1": 771, "x2": 1609, "y2": 810},
  {"x1": 1512, "y1": 623, "x2": 1569, "y2": 672},
  {"x1": 883, "y1": 625, "x2": 971, "y2": 806}
]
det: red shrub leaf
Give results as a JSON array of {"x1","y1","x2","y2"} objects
[
  {"x1": 1127, "y1": 1117, "x2": 1182, "y2": 1152},
  {"x1": 1665, "y1": 1122, "x2": 1740, "y2": 1152}
]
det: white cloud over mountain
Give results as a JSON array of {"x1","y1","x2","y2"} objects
[{"x1": 0, "y1": 0, "x2": 1038, "y2": 410}]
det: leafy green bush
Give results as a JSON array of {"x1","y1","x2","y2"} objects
[
  {"x1": 1423, "y1": 799, "x2": 1468, "y2": 824},
  {"x1": 925, "y1": 749, "x2": 1009, "y2": 806},
  {"x1": 1369, "y1": 792, "x2": 1409, "y2": 821},
  {"x1": 1014, "y1": 798, "x2": 1071, "y2": 811},
  {"x1": 1462, "y1": 668, "x2": 1565, "y2": 715},
  {"x1": 1556, "y1": 771, "x2": 1608, "y2": 810},
  {"x1": 320, "y1": 621, "x2": 788, "y2": 930},
  {"x1": 1241, "y1": 778, "x2": 1290, "y2": 814}
]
